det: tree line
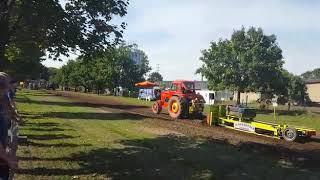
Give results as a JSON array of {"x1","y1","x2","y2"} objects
[
  {"x1": 197, "y1": 27, "x2": 309, "y2": 105},
  {"x1": 301, "y1": 68, "x2": 320, "y2": 81},
  {"x1": 48, "y1": 44, "x2": 156, "y2": 93}
]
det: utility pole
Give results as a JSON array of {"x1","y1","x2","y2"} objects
[{"x1": 156, "y1": 64, "x2": 160, "y2": 73}]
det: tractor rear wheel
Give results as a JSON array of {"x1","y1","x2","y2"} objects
[
  {"x1": 168, "y1": 96, "x2": 187, "y2": 119},
  {"x1": 152, "y1": 100, "x2": 162, "y2": 114},
  {"x1": 282, "y1": 128, "x2": 297, "y2": 142}
]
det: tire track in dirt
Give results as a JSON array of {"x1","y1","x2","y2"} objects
[{"x1": 50, "y1": 91, "x2": 320, "y2": 157}]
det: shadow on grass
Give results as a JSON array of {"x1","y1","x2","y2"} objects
[
  {"x1": 20, "y1": 111, "x2": 147, "y2": 121},
  {"x1": 24, "y1": 134, "x2": 78, "y2": 140},
  {"x1": 41, "y1": 112, "x2": 147, "y2": 121},
  {"x1": 16, "y1": 98, "x2": 149, "y2": 110},
  {"x1": 24, "y1": 127, "x2": 73, "y2": 132},
  {"x1": 20, "y1": 112, "x2": 43, "y2": 119},
  {"x1": 19, "y1": 141, "x2": 91, "y2": 148},
  {"x1": 23, "y1": 122, "x2": 61, "y2": 127},
  {"x1": 18, "y1": 156, "x2": 78, "y2": 161},
  {"x1": 17, "y1": 135, "x2": 320, "y2": 179}
]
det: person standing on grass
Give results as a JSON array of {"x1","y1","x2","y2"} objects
[
  {"x1": 8, "y1": 80, "x2": 17, "y2": 101},
  {"x1": 0, "y1": 73, "x2": 18, "y2": 180},
  {"x1": 7, "y1": 80, "x2": 21, "y2": 125}
]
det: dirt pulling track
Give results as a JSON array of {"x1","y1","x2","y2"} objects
[{"x1": 51, "y1": 91, "x2": 320, "y2": 161}]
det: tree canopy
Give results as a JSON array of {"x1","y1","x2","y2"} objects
[
  {"x1": 0, "y1": 0, "x2": 129, "y2": 77},
  {"x1": 301, "y1": 68, "x2": 320, "y2": 80},
  {"x1": 147, "y1": 72, "x2": 163, "y2": 82},
  {"x1": 197, "y1": 27, "x2": 284, "y2": 104},
  {"x1": 278, "y1": 70, "x2": 308, "y2": 106},
  {"x1": 51, "y1": 44, "x2": 151, "y2": 93}
]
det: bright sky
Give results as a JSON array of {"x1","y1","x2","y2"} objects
[{"x1": 42, "y1": 0, "x2": 320, "y2": 80}]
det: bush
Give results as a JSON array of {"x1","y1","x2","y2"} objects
[{"x1": 277, "y1": 95, "x2": 288, "y2": 105}]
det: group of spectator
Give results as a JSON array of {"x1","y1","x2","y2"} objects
[
  {"x1": 26, "y1": 81, "x2": 57, "y2": 91},
  {"x1": 0, "y1": 72, "x2": 20, "y2": 180}
]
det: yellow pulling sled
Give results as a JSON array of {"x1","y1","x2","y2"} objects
[{"x1": 207, "y1": 105, "x2": 316, "y2": 142}]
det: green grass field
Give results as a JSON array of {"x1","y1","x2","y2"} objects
[
  {"x1": 16, "y1": 91, "x2": 156, "y2": 179},
  {"x1": 15, "y1": 90, "x2": 320, "y2": 179}
]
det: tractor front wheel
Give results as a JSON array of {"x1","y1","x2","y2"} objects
[
  {"x1": 168, "y1": 96, "x2": 187, "y2": 119},
  {"x1": 282, "y1": 128, "x2": 297, "y2": 142},
  {"x1": 152, "y1": 101, "x2": 162, "y2": 114}
]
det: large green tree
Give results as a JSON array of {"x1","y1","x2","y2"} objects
[
  {"x1": 197, "y1": 27, "x2": 284, "y2": 104},
  {"x1": 148, "y1": 72, "x2": 163, "y2": 82},
  {"x1": 48, "y1": 67, "x2": 60, "y2": 84},
  {"x1": 0, "y1": 0, "x2": 129, "y2": 71},
  {"x1": 52, "y1": 44, "x2": 151, "y2": 92},
  {"x1": 282, "y1": 70, "x2": 308, "y2": 107},
  {"x1": 115, "y1": 45, "x2": 151, "y2": 90},
  {"x1": 57, "y1": 59, "x2": 94, "y2": 92},
  {"x1": 301, "y1": 68, "x2": 320, "y2": 80}
]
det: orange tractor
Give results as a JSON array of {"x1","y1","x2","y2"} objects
[{"x1": 152, "y1": 80, "x2": 206, "y2": 119}]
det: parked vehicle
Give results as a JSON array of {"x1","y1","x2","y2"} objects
[
  {"x1": 195, "y1": 90, "x2": 215, "y2": 105},
  {"x1": 138, "y1": 87, "x2": 161, "y2": 101},
  {"x1": 196, "y1": 90, "x2": 234, "y2": 105}
]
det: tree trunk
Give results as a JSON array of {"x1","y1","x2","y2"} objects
[
  {"x1": 0, "y1": 22, "x2": 8, "y2": 71},
  {"x1": 0, "y1": 43, "x2": 6, "y2": 71},
  {"x1": 236, "y1": 91, "x2": 241, "y2": 105},
  {"x1": 0, "y1": 0, "x2": 13, "y2": 71}
]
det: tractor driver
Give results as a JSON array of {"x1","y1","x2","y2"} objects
[{"x1": 182, "y1": 82, "x2": 195, "y2": 93}]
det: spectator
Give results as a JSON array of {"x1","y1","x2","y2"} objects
[
  {"x1": 8, "y1": 79, "x2": 22, "y2": 125},
  {"x1": 0, "y1": 73, "x2": 18, "y2": 180},
  {"x1": 8, "y1": 80, "x2": 17, "y2": 101}
]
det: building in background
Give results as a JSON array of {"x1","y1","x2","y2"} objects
[
  {"x1": 305, "y1": 80, "x2": 320, "y2": 103},
  {"x1": 130, "y1": 49, "x2": 144, "y2": 65}
]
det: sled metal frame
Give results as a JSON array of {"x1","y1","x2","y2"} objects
[{"x1": 216, "y1": 115, "x2": 316, "y2": 140}]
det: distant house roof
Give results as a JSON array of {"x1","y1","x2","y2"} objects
[{"x1": 305, "y1": 79, "x2": 320, "y2": 84}]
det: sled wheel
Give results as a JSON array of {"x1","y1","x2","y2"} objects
[{"x1": 282, "y1": 128, "x2": 297, "y2": 142}]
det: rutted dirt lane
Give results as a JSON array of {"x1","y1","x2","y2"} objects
[{"x1": 51, "y1": 91, "x2": 320, "y2": 155}]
